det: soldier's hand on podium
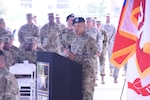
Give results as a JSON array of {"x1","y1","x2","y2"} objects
[
  {"x1": 64, "y1": 48, "x2": 69, "y2": 56},
  {"x1": 69, "y1": 52, "x2": 75, "y2": 60},
  {"x1": 97, "y1": 51, "x2": 101, "y2": 56}
]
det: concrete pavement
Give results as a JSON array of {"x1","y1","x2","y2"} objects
[{"x1": 93, "y1": 55, "x2": 127, "y2": 100}]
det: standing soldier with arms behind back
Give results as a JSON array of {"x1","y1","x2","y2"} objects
[
  {"x1": 101, "y1": 13, "x2": 118, "y2": 83},
  {"x1": 97, "y1": 20, "x2": 108, "y2": 84},
  {"x1": 68, "y1": 17, "x2": 98, "y2": 100},
  {"x1": 0, "y1": 50, "x2": 19, "y2": 100},
  {"x1": 18, "y1": 13, "x2": 39, "y2": 49},
  {"x1": 40, "y1": 13, "x2": 62, "y2": 54}
]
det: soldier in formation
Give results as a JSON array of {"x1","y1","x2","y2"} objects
[
  {"x1": 97, "y1": 20, "x2": 108, "y2": 84},
  {"x1": 55, "y1": 14, "x2": 66, "y2": 30},
  {"x1": 18, "y1": 13, "x2": 39, "y2": 49},
  {"x1": 101, "y1": 13, "x2": 118, "y2": 83},
  {"x1": 85, "y1": 17, "x2": 102, "y2": 85},
  {"x1": 40, "y1": 13, "x2": 62, "y2": 54}
]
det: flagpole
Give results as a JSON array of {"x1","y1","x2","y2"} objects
[{"x1": 120, "y1": 78, "x2": 126, "y2": 100}]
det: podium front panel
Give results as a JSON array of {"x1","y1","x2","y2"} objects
[
  {"x1": 37, "y1": 51, "x2": 82, "y2": 100},
  {"x1": 67, "y1": 58, "x2": 82, "y2": 100}
]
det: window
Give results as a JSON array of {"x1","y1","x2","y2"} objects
[
  {"x1": 114, "y1": 7, "x2": 120, "y2": 17},
  {"x1": 20, "y1": 3, "x2": 32, "y2": 8},
  {"x1": 48, "y1": 5, "x2": 53, "y2": 10},
  {"x1": 20, "y1": 0, "x2": 32, "y2": 2},
  {"x1": 57, "y1": 0, "x2": 69, "y2": 2},
  {"x1": 57, "y1": 3, "x2": 69, "y2": 9}
]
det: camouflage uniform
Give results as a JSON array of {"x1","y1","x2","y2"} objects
[
  {"x1": 9, "y1": 46, "x2": 20, "y2": 64},
  {"x1": 40, "y1": 23, "x2": 62, "y2": 54},
  {"x1": 5, "y1": 28, "x2": 12, "y2": 34},
  {"x1": 57, "y1": 23, "x2": 66, "y2": 31},
  {"x1": 3, "y1": 35, "x2": 20, "y2": 64},
  {"x1": 0, "y1": 38, "x2": 14, "y2": 69},
  {"x1": 55, "y1": 14, "x2": 66, "y2": 31},
  {"x1": 0, "y1": 67, "x2": 19, "y2": 100},
  {"x1": 0, "y1": 18, "x2": 10, "y2": 37},
  {"x1": 99, "y1": 30, "x2": 108, "y2": 76},
  {"x1": 86, "y1": 27, "x2": 102, "y2": 82},
  {"x1": 18, "y1": 36, "x2": 43, "y2": 64},
  {"x1": 18, "y1": 23, "x2": 39, "y2": 48},
  {"x1": 3, "y1": 50, "x2": 14, "y2": 69},
  {"x1": 101, "y1": 23, "x2": 119, "y2": 79},
  {"x1": 0, "y1": 29, "x2": 10, "y2": 37},
  {"x1": 18, "y1": 49, "x2": 37, "y2": 64},
  {"x1": 86, "y1": 27, "x2": 102, "y2": 52},
  {"x1": 17, "y1": 37, "x2": 39, "y2": 64},
  {"x1": 60, "y1": 28, "x2": 76, "y2": 56},
  {"x1": 71, "y1": 33, "x2": 98, "y2": 100}
]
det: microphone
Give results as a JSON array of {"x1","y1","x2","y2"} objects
[{"x1": 68, "y1": 45, "x2": 71, "y2": 52}]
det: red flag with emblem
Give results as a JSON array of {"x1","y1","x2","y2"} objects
[
  {"x1": 111, "y1": 0, "x2": 150, "y2": 99},
  {"x1": 110, "y1": 0, "x2": 137, "y2": 68}
]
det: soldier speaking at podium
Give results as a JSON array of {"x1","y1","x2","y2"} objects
[{"x1": 68, "y1": 17, "x2": 98, "y2": 100}]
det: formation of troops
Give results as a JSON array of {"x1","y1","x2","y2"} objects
[{"x1": 0, "y1": 12, "x2": 121, "y2": 100}]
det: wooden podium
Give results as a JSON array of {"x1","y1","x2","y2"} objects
[{"x1": 36, "y1": 51, "x2": 82, "y2": 100}]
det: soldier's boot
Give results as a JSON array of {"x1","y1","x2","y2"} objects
[
  {"x1": 101, "y1": 76, "x2": 105, "y2": 84},
  {"x1": 114, "y1": 78, "x2": 118, "y2": 83}
]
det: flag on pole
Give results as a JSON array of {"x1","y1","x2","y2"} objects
[
  {"x1": 110, "y1": 0, "x2": 137, "y2": 68},
  {"x1": 135, "y1": 0, "x2": 150, "y2": 78},
  {"x1": 111, "y1": 0, "x2": 150, "y2": 77},
  {"x1": 111, "y1": 0, "x2": 150, "y2": 99}
]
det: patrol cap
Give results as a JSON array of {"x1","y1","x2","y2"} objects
[
  {"x1": 72, "y1": 17, "x2": 85, "y2": 25},
  {"x1": 66, "y1": 13, "x2": 74, "y2": 21},
  {"x1": 97, "y1": 20, "x2": 102, "y2": 24},
  {"x1": 3, "y1": 37, "x2": 10, "y2": 43},
  {"x1": 26, "y1": 13, "x2": 32, "y2": 18},
  {"x1": 48, "y1": 13, "x2": 54, "y2": 17},
  {"x1": 55, "y1": 14, "x2": 59, "y2": 18},
  {"x1": 106, "y1": 13, "x2": 111, "y2": 17},
  {"x1": 93, "y1": 16, "x2": 97, "y2": 20},
  {"x1": 86, "y1": 17, "x2": 92, "y2": 21},
  {"x1": 25, "y1": 37, "x2": 34, "y2": 43}
]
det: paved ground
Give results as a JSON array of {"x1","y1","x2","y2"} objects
[
  {"x1": 93, "y1": 54, "x2": 127, "y2": 100},
  {"x1": 93, "y1": 70, "x2": 127, "y2": 100}
]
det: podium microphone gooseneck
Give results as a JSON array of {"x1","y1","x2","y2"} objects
[{"x1": 68, "y1": 45, "x2": 71, "y2": 52}]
